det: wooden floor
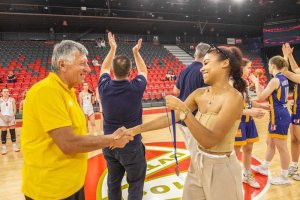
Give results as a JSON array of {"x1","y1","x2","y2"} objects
[{"x1": 1, "y1": 108, "x2": 300, "y2": 200}]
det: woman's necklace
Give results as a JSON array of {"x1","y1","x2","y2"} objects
[
  {"x1": 207, "y1": 89, "x2": 216, "y2": 105},
  {"x1": 208, "y1": 95, "x2": 214, "y2": 105}
]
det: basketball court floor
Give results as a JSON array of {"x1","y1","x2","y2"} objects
[{"x1": 1, "y1": 107, "x2": 300, "y2": 200}]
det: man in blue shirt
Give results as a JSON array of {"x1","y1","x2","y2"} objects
[
  {"x1": 173, "y1": 43, "x2": 210, "y2": 126},
  {"x1": 98, "y1": 32, "x2": 147, "y2": 200},
  {"x1": 173, "y1": 42, "x2": 210, "y2": 100}
]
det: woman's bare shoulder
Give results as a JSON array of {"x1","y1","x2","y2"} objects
[
  {"x1": 194, "y1": 87, "x2": 209, "y2": 95},
  {"x1": 228, "y1": 87, "x2": 243, "y2": 102}
]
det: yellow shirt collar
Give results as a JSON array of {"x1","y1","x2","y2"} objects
[{"x1": 48, "y1": 72, "x2": 76, "y2": 94}]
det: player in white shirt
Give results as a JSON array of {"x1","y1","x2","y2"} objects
[
  {"x1": 0, "y1": 88, "x2": 19, "y2": 154},
  {"x1": 79, "y1": 83, "x2": 97, "y2": 135}
]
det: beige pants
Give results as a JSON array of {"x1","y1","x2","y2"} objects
[{"x1": 180, "y1": 126, "x2": 243, "y2": 200}]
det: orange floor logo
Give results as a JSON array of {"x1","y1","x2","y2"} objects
[{"x1": 85, "y1": 142, "x2": 269, "y2": 200}]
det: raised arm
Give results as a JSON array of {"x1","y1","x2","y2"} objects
[
  {"x1": 282, "y1": 43, "x2": 300, "y2": 74},
  {"x1": 133, "y1": 39, "x2": 147, "y2": 79},
  {"x1": 282, "y1": 70, "x2": 300, "y2": 84},
  {"x1": 100, "y1": 32, "x2": 117, "y2": 77},
  {"x1": 249, "y1": 74, "x2": 279, "y2": 101}
]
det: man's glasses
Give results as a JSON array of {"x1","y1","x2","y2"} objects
[{"x1": 208, "y1": 44, "x2": 229, "y2": 60}]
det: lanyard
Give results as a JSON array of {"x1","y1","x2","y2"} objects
[{"x1": 165, "y1": 107, "x2": 180, "y2": 176}]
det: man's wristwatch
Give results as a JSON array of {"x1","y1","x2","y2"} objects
[{"x1": 179, "y1": 108, "x2": 190, "y2": 121}]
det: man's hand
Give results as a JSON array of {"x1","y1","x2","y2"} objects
[
  {"x1": 108, "y1": 32, "x2": 117, "y2": 50},
  {"x1": 133, "y1": 39, "x2": 142, "y2": 54},
  {"x1": 109, "y1": 127, "x2": 133, "y2": 149}
]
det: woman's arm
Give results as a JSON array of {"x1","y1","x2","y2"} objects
[
  {"x1": 19, "y1": 100, "x2": 23, "y2": 114},
  {"x1": 250, "y1": 75, "x2": 279, "y2": 101},
  {"x1": 252, "y1": 101, "x2": 270, "y2": 110},
  {"x1": 129, "y1": 88, "x2": 203, "y2": 136},
  {"x1": 242, "y1": 108, "x2": 265, "y2": 119},
  {"x1": 282, "y1": 71, "x2": 300, "y2": 84},
  {"x1": 282, "y1": 43, "x2": 300, "y2": 74},
  {"x1": 78, "y1": 92, "x2": 83, "y2": 108},
  {"x1": 178, "y1": 91, "x2": 243, "y2": 149}
]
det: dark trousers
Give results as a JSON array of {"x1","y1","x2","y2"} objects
[
  {"x1": 25, "y1": 186, "x2": 85, "y2": 200},
  {"x1": 103, "y1": 143, "x2": 146, "y2": 200}
]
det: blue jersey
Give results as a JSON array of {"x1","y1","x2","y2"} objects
[
  {"x1": 98, "y1": 73, "x2": 147, "y2": 147},
  {"x1": 241, "y1": 88, "x2": 252, "y2": 122},
  {"x1": 292, "y1": 84, "x2": 300, "y2": 115},
  {"x1": 269, "y1": 73, "x2": 289, "y2": 126}
]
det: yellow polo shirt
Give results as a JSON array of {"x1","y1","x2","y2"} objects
[{"x1": 21, "y1": 73, "x2": 87, "y2": 199}]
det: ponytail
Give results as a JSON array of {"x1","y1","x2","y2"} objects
[
  {"x1": 233, "y1": 75, "x2": 247, "y2": 94},
  {"x1": 219, "y1": 46, "x2": 247, "y2": 94}
]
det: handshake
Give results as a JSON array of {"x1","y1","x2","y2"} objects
[{"x1": 108, "y1": 127, "x2": 135, "y2": 149}]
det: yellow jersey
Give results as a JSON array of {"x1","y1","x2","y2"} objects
[{"x1": 21, "y1": 72, "x2": 87, "y2": 199}]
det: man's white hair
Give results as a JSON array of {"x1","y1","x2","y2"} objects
[{"x1": 51, "y1": 40, "x2": 88, "y2": 73}]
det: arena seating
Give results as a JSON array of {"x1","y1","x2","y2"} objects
[
  {"x1": 0, "y1": 41, "x2": 185, "y2": 109},
  {"x1": 0, "y1": 41, "x2": 268, "y2": 110}
]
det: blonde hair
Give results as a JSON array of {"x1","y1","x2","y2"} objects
[{"x1": 269, "y1": 56, "x2": 288, "y2": 70}]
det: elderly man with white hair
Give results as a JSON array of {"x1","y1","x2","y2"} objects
[{"x1": 21, "y1": 40, "x2": 133, "y2": 200}]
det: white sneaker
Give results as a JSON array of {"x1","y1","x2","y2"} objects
[
  {"x1": 251, "y1": 165, "x2": 269, "y2": 176},
  {"x1": 292, "y1": 173, "x2": 300, "y2": 181},
  {"x1": 269, "y1": 175, "x2": 291, "y2": 185},
  {"x1": 12, "y1": 144, "x2": 20, "y2": 152},
  {"x1": 288, "y1": 165, "x2": 298, "y2": 176},
  {"x1": 243, "y1": 173, "x2": 260, "y2": 188},
  {"x1": 1, "y1": 146, "x2": 7, "y2": 155}
]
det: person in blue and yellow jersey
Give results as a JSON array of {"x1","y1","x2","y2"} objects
[
  {"x1": 282, "y1": 43, "x2": 300, "y2": 181},
  {"x1": 234, "y1": 58, "x2": 269, "y2": 188},
  {"x1": 250, "y1": 55, "x2": 291, "y2": 185}
]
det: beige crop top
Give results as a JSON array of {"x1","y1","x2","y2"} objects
[{"x1": 195, "y1": 111, "x2": 240, "y2": 153}]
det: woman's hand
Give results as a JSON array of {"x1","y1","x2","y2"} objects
[
  {"x1": 249, "y1": 74, "x2": 259, "y2": 84},
  {"x1": 249, "y1": 108, "x2": 265, "y2": 119},
  {"x1": 165, "y1": 95, "x2": 186, "y2": 111}
]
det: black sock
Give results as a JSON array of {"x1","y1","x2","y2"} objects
[
  {"x1": 9, "y1": 129, "x2": 16, "y2": 143},
  {"x1": 1, "y1": 130, "x2": 8, "y2": 144}
]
